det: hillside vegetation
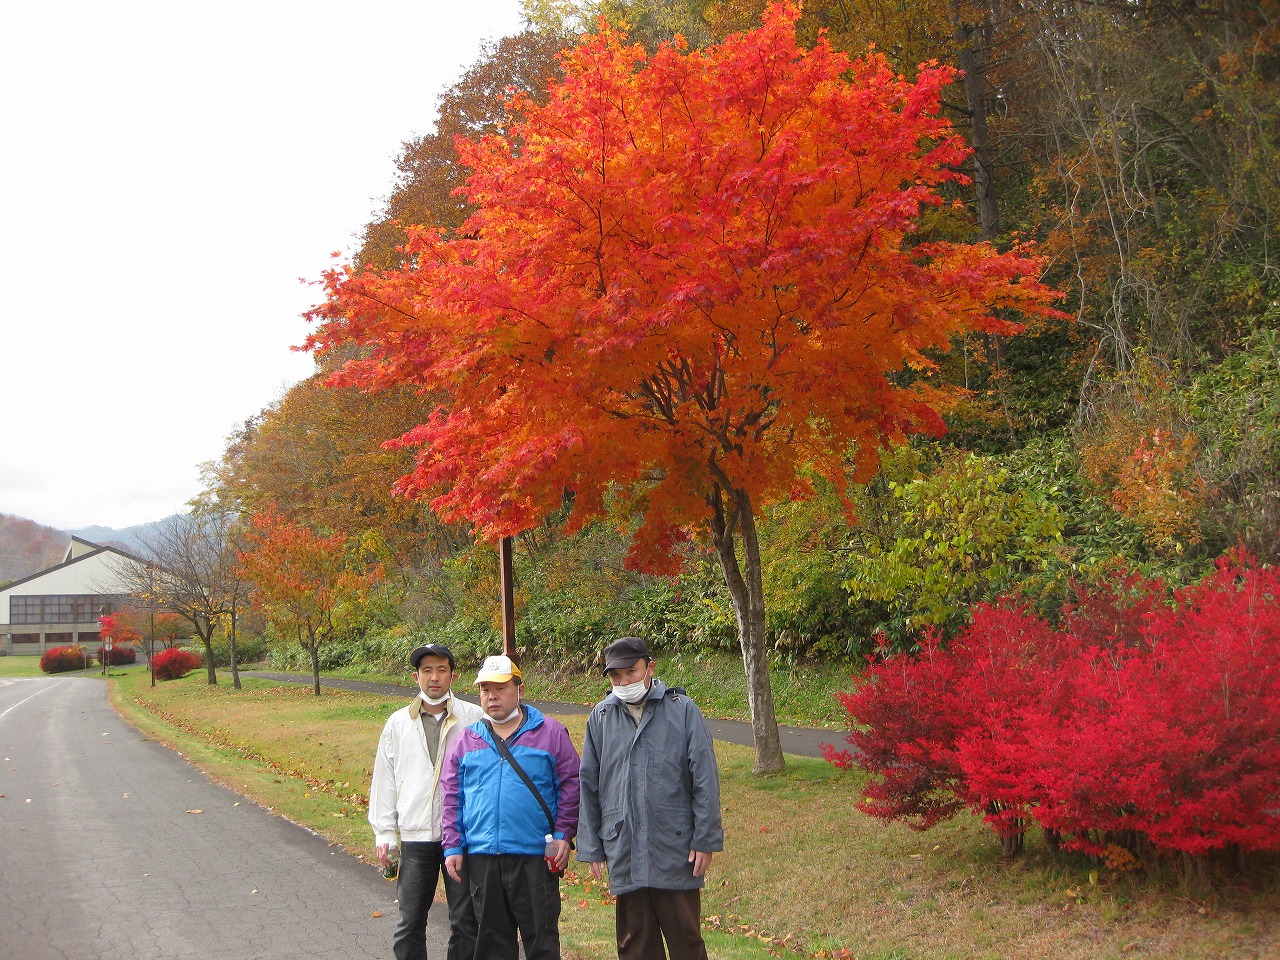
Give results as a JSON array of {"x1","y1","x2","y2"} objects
[{"x1": 202, "y1": 1, "x2": 1278, "y2": 678}]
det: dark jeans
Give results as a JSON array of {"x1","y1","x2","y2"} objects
[
  {"x1": 615, "y1": 888, "x2": 708, "y2": 960},
  {"x1": 468, "y1": 854, "x2": 562, "y2": 960},
  {"x1": 394, "y1": 840, "x2": 477, "y2": 960}
]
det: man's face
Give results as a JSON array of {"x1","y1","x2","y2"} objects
[
  {"x1": 606, "y1": 658, "x2": 654, "y2": 688},
  {"x1": 478, "y1": 678, "x2": 521, "y2": 720},
  {"x1": 414, "y1": 655, "x2": 457, "y2": 699}
]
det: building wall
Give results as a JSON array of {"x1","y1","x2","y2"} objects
[{"x1": 0, "y1": 549, "x2": 137, "y2": 656}]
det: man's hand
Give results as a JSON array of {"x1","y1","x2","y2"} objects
[
  {"x1": 550, "y1": 838, "x2": 571, "y2": 872},
  {"x1": 688, "y1": 850, "x2": 713, "y2": 878},
  {"x1": 445, "y1": 854, "x2": 464, "y2": 883},
  {"x1": 376, "y1": 842, "x2": 396, "y2": 868},
  {"x1": 585, "y1": 861, "x2": 607, "y2": 882}
]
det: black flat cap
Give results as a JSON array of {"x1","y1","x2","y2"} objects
[
  {"x1": 601, "y1": 636, "x2": 651, "y2": 675},
  {"x1": 409, "y1": 644, "x2": 456, "y2": 671}
]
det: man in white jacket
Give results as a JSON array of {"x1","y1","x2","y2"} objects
[{"x1": 370, "y1": 643, "x2": 485, "y2": 960}]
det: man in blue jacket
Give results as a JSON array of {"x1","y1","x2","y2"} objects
[
  {"x1": 576, "y1": 636, "x2": 724, "y2": 960},
  {"x1": 441, "y1": 654, "x2": 580, "y2": 960}
]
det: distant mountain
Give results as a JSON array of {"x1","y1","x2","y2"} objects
[
  {"x1": 0, "y1": 513, "x2": 184, "y2": 583},
  {"x1": 68, "y1": 516, "x2": 183, "y2": 557},
  {"x1": 0, "y1": 514, "x2": 68, "y2": 583}
]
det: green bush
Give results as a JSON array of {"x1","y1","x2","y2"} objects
[
  {"x1": 843, "y1": 450, "x2": 1069, "y2": 647},
  {"x1": 208, "y1": 631, "x2": 269, "y2": 667}
]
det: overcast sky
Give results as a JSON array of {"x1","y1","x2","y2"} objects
[{"x1": 0, "y1": 0, "x2": 525, "y2": 532}]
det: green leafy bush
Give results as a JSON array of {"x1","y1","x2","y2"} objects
[{"x1": 843, "y1": 452, "x2": 1068, "y2": 647}]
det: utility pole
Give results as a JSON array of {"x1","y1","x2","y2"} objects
[{"x1": 499, "y1": 536, "x2": 516, "y2": 662}]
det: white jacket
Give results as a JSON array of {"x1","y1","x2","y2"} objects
[{"x1": 369, "y1": 692, "x2": 486, "y2": 846}]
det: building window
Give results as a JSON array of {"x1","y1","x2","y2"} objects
[
  {"x1": 46, "y1": 633, "x2": 74, "y2": 645},
  {"x1": 11, "y1": 633, "x2": 39, "y2": 644},
  {"x1": 10, "y1": 596, "x2": 42, "y2": 624},
  {"x1": 77, "y1": 632, "x2": 101, "y2": 645},
  {"x1": 48, "y1": 596, "x2": 73, "y2": 622},
  {"x1": 9, "y1": 595, "x2": 119, "y2": 625}
]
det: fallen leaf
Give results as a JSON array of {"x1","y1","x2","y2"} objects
[
  {"x1": 371, "y1": 910, "x2": 383, "y2": 918},
  {"x1": 186, "y1": 809, "x2": 203, "y2": 815}
]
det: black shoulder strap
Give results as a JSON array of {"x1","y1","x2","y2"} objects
[{"x1": 483, "y1": 717, "x2": 556, "y2": 835}]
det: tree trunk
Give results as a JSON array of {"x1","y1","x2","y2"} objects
[
  {"x1": 710, "y1": 485, "x2": 786, "y2": 775},
  {"x1": 310, "y1": 642, "x2": 322, "y2": 696},
  {"x1": 952, "y1": 8, "x2": 999, "y2": 242},
  {"x1": 229, "y1": 608, "x2": 241, "y2": 690},
  {"x1": 198, "y1": 620, "x2": 218, "y2": 686}
]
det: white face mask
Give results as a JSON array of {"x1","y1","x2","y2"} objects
[
  {"x1": 612, "y1": 679, "x2": 650, "y2": 704},
  {"x1": 494, "y1": 703, "x2": 522, "y2": 724},
  {"x1": 421, "y1": 692, "x2": 450, "y2": 707}
]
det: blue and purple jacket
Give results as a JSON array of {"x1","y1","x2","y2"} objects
[{"x1": 441, "y1": 703, "x2": 580, "y2": 858}]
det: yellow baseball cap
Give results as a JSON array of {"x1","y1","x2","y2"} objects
[{"x1": 475, "y1": 654, "x2": 522, "y2": 683}]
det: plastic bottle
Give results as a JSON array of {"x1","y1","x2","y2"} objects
[{"x1": 544, "y1": 834, "x2": 559, "y2": 874}]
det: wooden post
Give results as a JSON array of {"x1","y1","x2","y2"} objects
[{"x1": 499, "y1": 536, "x2": 517, "y2": 661}]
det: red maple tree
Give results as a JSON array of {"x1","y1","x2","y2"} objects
[{"x1": 306, "y1": 2, "x2": 1061, "y2": 771}]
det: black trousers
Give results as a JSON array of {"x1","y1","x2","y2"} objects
[
  {"x1": 394, "y1": 840, "x2": 477, "y2": 960},
  {"x1": 615, "y1": 888, "x2": 708, "y2": 960},
  {"x1": 467, "y1": 854, "x2": 562, "y2": 960}
]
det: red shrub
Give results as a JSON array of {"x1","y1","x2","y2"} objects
[
  {"x1": 40, "y1": 644, "x2": 90, "y2": 674},
  {"x1": 826, "y1": 630, "x2": 968, "y2": 829},
  {"x1": 153, "y1": 647, "x2": 202, "y2": 680},
  {"x1": 96, "y1": 643, "x2": 138, "y2": 666},
  {"x1": 835, "y1": 554, "x2": 1280, "y2": 864}
]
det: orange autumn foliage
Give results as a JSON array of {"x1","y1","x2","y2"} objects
[
  {"x1": 306, "y1": 2, "x2": 1062, "y2": 575},
  {"x1": 237, "y1": 509, "x2": 385, "y2": 693}
]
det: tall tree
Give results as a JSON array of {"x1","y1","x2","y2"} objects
[
  {"x1": 237, "y1": 509, "x2": 384, "y2": 696},
  {"x1": 306, "y1": 2, "x2": 1060, "y2": 773},
  {"x1": 359, "y1": 30, "x2": 568, "y2": 270},
  {"x1": 208, "y1": 377, "x2": 465, "y2": 568},
  {"x1": 120, "y1": 512, "x2": 241, "y2": 685}
]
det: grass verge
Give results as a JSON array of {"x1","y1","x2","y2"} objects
[{"x1": 109, "y1": 670, "x2": 1280, "y2": 960}]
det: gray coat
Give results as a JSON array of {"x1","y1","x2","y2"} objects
[{"x1": 576, "y1": 678, "x2": 724, "y2": 896}]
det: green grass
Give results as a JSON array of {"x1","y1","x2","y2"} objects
[
  {"x1": 106, "y1": 669, "x2": 1280, "y2": 960},
  {"x1": 0, "y1": 655, "x2": 152, "y2": 679},
  {"x1": 0, "y1": 656, "x2": 52, "y2": 677}
]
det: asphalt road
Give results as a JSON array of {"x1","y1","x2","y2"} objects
[
  {"x1": 248, "y1": 672, "x2": 847, "y2": 759},
  {"x1": 0, "y1": 675, "x2": 441, "y2": 960}
]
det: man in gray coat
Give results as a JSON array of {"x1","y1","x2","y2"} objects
[{"x1": 576, "y1": 636, "x2": 724, "y2": 960}]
